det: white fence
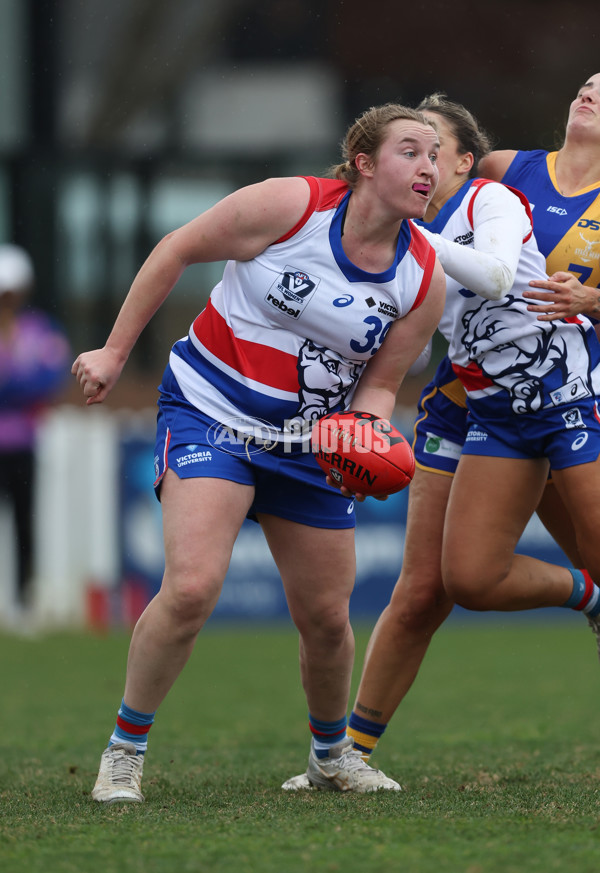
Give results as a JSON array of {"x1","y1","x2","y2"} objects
[
  {"x1": 0, "y1": 405, "x2": 570, "y2": 633},
  {"x1": 1, "y1": 406, "x2": 131, "y2": 629}
]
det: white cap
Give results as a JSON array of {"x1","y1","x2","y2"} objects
[{"x1": 0, "y1": 244, "x2": 35, "y2": 292}]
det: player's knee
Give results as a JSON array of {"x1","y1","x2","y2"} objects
[
  {"x1": 388, "y1": 578, "x2": 452, "y2": 632},
  {"x1": 442, "y1": 563, "x2": 491, "y2": 611},
  {"x1": 161, "y1": 574, "x2": 221, "y2": 626},
  {"x1": 295, "y1": 602, "x2": 350, "y2": 645}
]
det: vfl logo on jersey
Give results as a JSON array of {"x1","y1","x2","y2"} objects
[
  {"x1": 561, "y1": 407, "x2": 586, "y2": 429},
  {"x1": 266, "y1": 265, "x2": 320, "y2": 319}
]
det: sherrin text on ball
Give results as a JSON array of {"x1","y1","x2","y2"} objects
[{"x1": 311, "y1": 410, "x2": 415, "y2": 497}]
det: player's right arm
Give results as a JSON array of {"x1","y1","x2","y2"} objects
[{"x1": 72, "y1": 177, "x2": 312, "y2": 405}]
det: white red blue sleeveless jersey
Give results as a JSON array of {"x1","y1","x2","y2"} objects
[
  {"x1": 168, "y1": 176, "x2": 436, "y2": 443},
  {"x1": 503, "y1": 150, "x2": 600, "y2": 290},
  {"x1": 422, "y1": 178, "x2": 600, "y2": 413}
]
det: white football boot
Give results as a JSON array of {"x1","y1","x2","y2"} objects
[
  {"x1": 282, "y1": 737, "x2": 401, "y2": 792},
  {"x1": 281, "y1": 772, "x2": 313, "y2": 790},
  {"x1": 91, "y1": 742, "x2": 145, "y2": 803},
  {"x1": 587, "y1": 613, "x2": 600, "y2": 661}
]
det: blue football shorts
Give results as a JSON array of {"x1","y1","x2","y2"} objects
[
  {"x1": 412, "y1": 370, "x2": 469, "y2": 477},
  {"x1": 462, "y1": 394, "x2": 600, "y2": 469},
  {"x1": 153, "y1": 391, "x2": 356, "y2": 529}
]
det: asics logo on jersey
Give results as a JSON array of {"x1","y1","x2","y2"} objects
[
  {"x1": 334, "y1": 294, "x2": 354, "y2": 307},
  {"x1": 550, "y1": 376, "x2": 591, "y2": 406},
  {"x1": 547, "y1": 206, "x2": 568, "y2": 215}
]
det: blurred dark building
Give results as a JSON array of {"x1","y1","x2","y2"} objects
[{"x1": 1, "y1": 0, "x2": 598, "y2": 404}]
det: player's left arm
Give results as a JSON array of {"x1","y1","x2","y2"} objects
[
  {"x1": 419, "y1": 184, "x2": 526, "y2": 301},
  {"x1": 350, "y1": 258, "x2": 446, "y2": 420}
]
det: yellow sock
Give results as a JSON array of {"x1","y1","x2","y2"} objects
[{"x1": 348, "y1": 711, "x2": 388, "y2": 762}]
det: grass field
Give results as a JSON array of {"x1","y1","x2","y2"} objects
[{"x1": 1, "y1": 618, "x2": 599, "y2": 873}]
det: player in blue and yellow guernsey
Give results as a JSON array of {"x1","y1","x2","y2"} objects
[{"x1": 340, "y1": 79, "x2": 600, "y2": 775}]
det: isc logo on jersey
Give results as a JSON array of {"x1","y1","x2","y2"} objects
[{"x1": 266, "y1": 265, "x2": 320, "y2": 319}]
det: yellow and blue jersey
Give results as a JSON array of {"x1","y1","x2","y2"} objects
[{"x1": 503, "y1": 149, "x2": 600, "y2": 291}]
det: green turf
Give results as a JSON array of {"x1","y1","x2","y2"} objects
[{"x1": 1, "y1": 620, "x2": 599, "y2": 872}]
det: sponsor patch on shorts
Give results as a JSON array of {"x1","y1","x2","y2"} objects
[{"x1": 423, "y1": 432, "x2": 462, "y2": 460}]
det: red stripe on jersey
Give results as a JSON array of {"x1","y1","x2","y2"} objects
[
  {"x1": 274, "y1": 177, "x2": 349, "y2": 244},
  {"x1": 467, "y1": 179, "x2": 490, "y2": 228},
  {"x1": 116, "y1": 715, "x2": 152, "y2": 735},
  {"x1": 192, "y1": 300, "x2": 300, "y2": 392},
  {"x1": 468, "y1": 179, "x2": 533, "y2": 242},
  {"x1": 407, "y1": 221, "x2": 437, "y2": 311},
  {"x1": 451, "y1": 360, "x2": 495, "y2": 391}
]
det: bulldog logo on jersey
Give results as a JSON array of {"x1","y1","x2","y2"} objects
[
  {"x1": 266, "y1": 265, "x2": 320, "y2": 319},
  {"x1": 460, "y1": 294, "x2": 592, "y2": 415},
  {"x1": 289, "y1": 339, "x2": 362, "y2": 423}
]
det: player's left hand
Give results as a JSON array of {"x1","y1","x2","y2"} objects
[
  {"x1": 325, "y1": 476, "x2": 389, "y2": 502},
  {"x1": 524, "y1": 272, "x2": 597, "y2": 321}
]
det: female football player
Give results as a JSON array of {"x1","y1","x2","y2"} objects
[
  {"x1": 344, "y1": 83, "x2": 600, "y2": 776},
  {"x1": 72, "y1": 102, "x2": 446, "y2": 802},
  {"x1": 285, "y1": 79, "x2": 600, "y2": 789}
]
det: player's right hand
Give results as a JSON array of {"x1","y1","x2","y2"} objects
[{"x1": 71, "y1": 347, "x2": 125, "y2": 405}]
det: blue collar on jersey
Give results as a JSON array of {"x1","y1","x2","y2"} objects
[
  {"x1": 415, "y1": 178, "x2": 475, "y2": 233},
  {"x1": 329, "y1": 189, "x2": 413, "y2": 283}
]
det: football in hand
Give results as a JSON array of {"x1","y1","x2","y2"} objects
[{"x1": 311, "y1": 410, "x2": 415, "y2": 497}]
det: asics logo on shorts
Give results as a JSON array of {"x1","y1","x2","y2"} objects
[{"x1": 571, "y1": 432, "x2": 589, "y2": 451}]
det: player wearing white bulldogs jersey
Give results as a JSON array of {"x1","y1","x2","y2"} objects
[
  {"x1": 339, "y1": 93, "x2": 600, "y2": 782},
  {"x1": 413, "y1": 114, "x2": 600, "y2": 480},
  {"x1": 422, "y1": 178, "x2": 600, "y2": 431},
  {"x1": 73, "y1": 104, "x2": 446, "y2": 802},
  {"x1": 169, "y1": 176, "x2": 434, "y2": 446}
]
